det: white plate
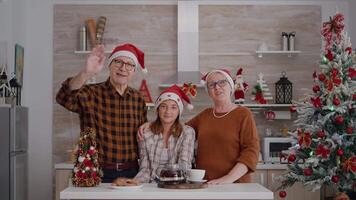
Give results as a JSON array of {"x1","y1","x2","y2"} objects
[
  {"x1": 110, "y1": 184, "x2": 143, "y2": 190},
  {"x1": 187, "y1": 179, "x2": 207, "y2": 183}
]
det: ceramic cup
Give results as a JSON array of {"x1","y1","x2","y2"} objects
[{"x1": 187, "y1": 169, "x2": 205, "y2": 181}]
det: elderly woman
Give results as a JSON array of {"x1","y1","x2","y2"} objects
[
  {"x1": 186, "y1": 69, "x2": 260, "y2": 184},
  {"x1": 138, "y1": 69, "x2": 259, "y2": 184},
  {"x1": 130, "y1": 85, "x2": 196, "y2": 183}
]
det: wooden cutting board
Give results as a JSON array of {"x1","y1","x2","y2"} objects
[{"x1": 157, "y1": 182, "x2": 208, "y2": 189}]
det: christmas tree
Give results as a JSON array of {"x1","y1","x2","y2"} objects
[
  {"x1": 275, "y1": 13, "x2": 355, "y2": 198},
  {"x1": 72, "y1": 127, "x2": 102, "y2": 187}
]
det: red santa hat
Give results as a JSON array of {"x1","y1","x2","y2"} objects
[
  {"x1": 106, "y1": 43, "x2": 147, "y2": 73},
  {"x1": 201, "y1": 68, "x2": 235, "y2": 91},
  {"x1": 155, "y1": 84, "x2": 193, "y2": 116}
]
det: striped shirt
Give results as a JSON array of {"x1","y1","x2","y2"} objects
[{"x1": 56, "y1": 78, "x2": 147, "y2": 163}]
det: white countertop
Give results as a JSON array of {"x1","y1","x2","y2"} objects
[
  {"x1": 60, "y1": 183, "x2": 273, "y2": 200},
  {"x1": 55, "y1": 163, "x2": 287, "y2": 170}
]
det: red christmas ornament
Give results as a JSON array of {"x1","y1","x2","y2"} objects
[
  {"x1": 337, "y1": 149, "x2": 344, "y2": 156},
  {"x1": 304, "y1": 168, "x2": 313, "y2": 176},
  {"x1": 317, "y1": 130, "x2": 326, "y2": 138},
  {"x1": 288, "y1": 154, "x2": 296, "y2": 162},
  {"x1": 345, "y1": 47, "x2": 352, "y2": 54},
  {"x1": 279, "y1": 191, "x2": 287, "y2": 198},
  {"x1": 335, "y1": 115, "x2": 344, "y2": 125},
  {"x1": 316, "y1": 144, "x2": 330, "y2": 159},
  {"x1": 290, "y1": 105, "x2": 297, "y2": 113},
  {"x1": 318, "y1": 73, "x2": 326, "y2": 81},
  {"x1": 331, "y1": 175, "x2": 340, "y2": 183},
  {"x1": 349, "y1": 67, "x2": 356, "y2": 79},
  {"x1": 346, "y1": 127, "x2": 353, "y2": 134},
  {"x1": 333, "y1": 97, "x2": 340, "y2": 106},
  {"x1": 326, "y1": 50, "x2": 334, "y2": 61},
  {"x1": 312, "y1": 85, "x2": 320, "y2": 93}
]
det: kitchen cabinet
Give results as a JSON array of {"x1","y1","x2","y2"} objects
[
  {"x1": 55, "y1": 169, "x2": 71, "y2": 200},
  {"x1": 251, "y1": 169, "x2": 320, "y2": 200}
]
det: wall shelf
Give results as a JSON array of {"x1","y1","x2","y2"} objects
[
  {"x1": 256, "y1": 50, "x2": 301, "y2": 58},
  {"x1": 199, "y1": 52, "x2": 252, "y2": 56},
  {"x1": 236, "y1": 103, "x2": 293, "y2": 108},
  {"x1": 74, "y1": 50, "x2": 176, "y2": 56}
]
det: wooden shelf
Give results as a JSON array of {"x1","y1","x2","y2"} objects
[
  {"x1": 199, "y1": 52, "x2": 252, "y2": 56},
  {"x1": 256, "y1": 50, "x2": 301, "y2": 58},
  {"x1": 236, "y1": 103, "x2": 293, "y2": 108}
]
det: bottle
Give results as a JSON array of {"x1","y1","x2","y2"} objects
[
  {"x1": 79, "y1": 25, "x2": 87, "y2": 51},
  {"x1": 282, "y1": 32, "x2": 288, "y2": 51},
  {"x1": 288, "y1": 32, "x2": 296, "y2": 51}
]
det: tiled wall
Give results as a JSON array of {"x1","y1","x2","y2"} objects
[{"x1": 53, "y1": 4, "x2": 321, "y2": 163}]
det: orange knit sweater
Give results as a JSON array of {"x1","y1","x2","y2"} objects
[{"x1": 187, "y1": 106, "x2": 260, "y2": 183}]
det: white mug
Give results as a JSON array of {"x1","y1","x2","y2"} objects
[{"x1": 187, "y1": 169, "x2": 205, "y2": 181}]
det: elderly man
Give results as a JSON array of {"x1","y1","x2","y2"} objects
[{"x1": 56, "y1": 44, "x2": 148, "y2": 182}]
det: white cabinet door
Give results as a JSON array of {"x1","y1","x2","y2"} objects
[
  {"x1": 55, "y1": 169, "x2": 71, "y2": 200},
  {"x1": 251, "y1": 169, "x2": 268, "y2": 187}
]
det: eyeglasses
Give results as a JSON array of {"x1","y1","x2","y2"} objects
[
  {"x1": 112, "y1": 59, "x2": 136, "y2": 71},
  {"x1": 207, "y1": 79, "x2": 228, "y2": 89}
]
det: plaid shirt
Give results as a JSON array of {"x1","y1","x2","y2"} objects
[
  {"x1": 56, "y1": 78, "x2": 147, "y2": 163},
  {"x1": 134, "y1": 125, "x2": 195, "y2": 183}
]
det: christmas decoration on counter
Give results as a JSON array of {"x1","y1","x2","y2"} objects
[
  {"x1": 182, "y1": 82, "x2": 197, "y2": 97},
  {"x1": 72, "y1": 127, "x2": 102, "y2": 187},
  {"x1": 234, "y1": 68, "x2": 249, "y2": 103},
  {"x1": 251, "y1": 73, "x2": 272, "y2": 104},
  {"x1": 139, "y1": 79, "x2": 153, "y2": 104},
  {"x1": 275, "y1": 71, "x2": 293, "y2": 104},
  {"x1": 275, "y1": 13, "x2": 356, "y2": 199}
]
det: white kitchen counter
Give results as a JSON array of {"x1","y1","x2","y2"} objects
[
  {"x1": 55, "y1": 163, "x2": 287, "y2": 170},
  {"x1": 60, "y1": 183, "x2": 273, "y2": 200}
]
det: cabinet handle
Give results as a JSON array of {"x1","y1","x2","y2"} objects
[{"x1": 260, "y1": 174, "x2": 264, "y2": 185}]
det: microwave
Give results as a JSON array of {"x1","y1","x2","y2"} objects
[{"x1": 262, "y1": 137, "x2": 295, "y2": 163}]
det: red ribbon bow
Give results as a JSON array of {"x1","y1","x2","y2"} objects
[
  {"x1": 297, "y1": 129, "x2": 312, "y2": 148},
  {"x1": 321, "y1": 13, "x2": 345, "y2": 50},
  {"x1": 342, "y1": 156, "x2": 356, "y2": 172},
  {"x1": 182, "y1": 83, "x2": 197, "y2": 97},
  {"x1": 315, "y1": 144, "x2": 330, "y2": 159},
  {"x1": 349, "y1": 67, "x2": 356, "y2": 79}
]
